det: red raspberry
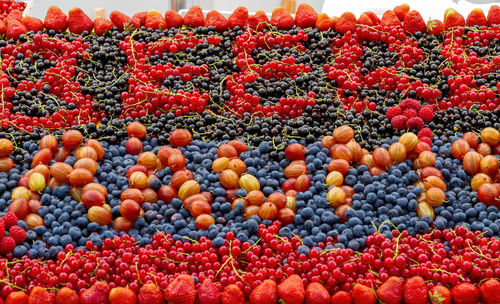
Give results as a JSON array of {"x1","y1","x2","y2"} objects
[
  {"x1": 417, "y1": 127, "x2": 433, "y2": 139},
  {"x1": 391, "y1": 115, "x2": 408, "y2": 129},
  {"x1": 0, "y1": 237, "x2": 16, "y2": 254},
  {"x1": 403, "y1": 108, "x2": 417, "y2": 118},
  {"x1": 399, "y1": 98, "x2": 422, "y2": 111},
  {"x1": 2, "y1": 212, "x2": 18, "y2": 229},
  {"x1": 418, "y1": 107, "x2": 434, "y2": 122},
  {"x1": 419, "y1": 137, "x2": 432, "y2": 146},
  {"x1": 9, "y1": 226, "x2": 26, "y2": 244},
  {"x1": 385, "y1": 106, "x2": 402, "y2": 119},
  {"x1": 0, "y1": 221, "x2": 4, "y2": 239},
  {"x1": 406, "y1": 117, "x2": 425, "y2": 130}
]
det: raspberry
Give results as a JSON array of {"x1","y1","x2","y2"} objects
[
  {"x1": 399, "y1": 98, "x2": 422, "y2": 111},
  {"x1": 417, "y1": 127, "x2": 433, "y2": 139},
  {"x1": 418, "y1": 107, "x2": 434, "y2": 122},
  {"x1": 402, "y1": 108, "x2": 417, "y2": 118},
  {"x1": 385, "y1": 106, "x2": 402, "y2": 119},
  {"x1": 419, "y1": 136, "x2": 432, "y2": 146},
  {"x1": 406, "y1": 117, "x2": 425, "y2": 130},
  {"x1": 9, "y1": 226, "x2": 26, "y2": 244},
  {"x1": 391, "y1": 115, "x2": 408, "y2": 129},
  {"x1": 2, "y1": 212, "x2": 18, "y2": 229},
  {"x1": 0, "y1": 220, "x2": 4, "y2": 239},
  {"x1": 0, "y1": 236, "x2": 16, "y2": 254}
]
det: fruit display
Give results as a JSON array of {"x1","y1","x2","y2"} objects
[{"x1": 0, "y1": 2, "x2": 498, "y2": 303}]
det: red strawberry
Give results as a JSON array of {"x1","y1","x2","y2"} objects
[
  {"x1": 393, "y1": 4, "x2": 410, "y2": 21},
  {"x1": 44, "y1": 6, "x2": 68, "y2": 32},
  {"x1": 250, "y1": 279, "x2": 277, "y2": 304},
  {"x1": 364, "y1": 11, "x2": 381, "y2": 25},
  {"x1": 444, "y1": 8, "x2": 465, "y2": 29},
  {"x1": 429, "y1": 285, "x2": 451, "y2": 304},
  {"x1": 404, "y1": 10, "x2": 426, "y2": 34},
  {"x1": 376, "y1": 276, "x2": 403, "y2": 304},
  {"x1": 228, "y1": 6, "x2": 248, "y2": 28},
  {"x1": 357, "y1": 13, "x2": 373, "y2": 26},
  {"x1": 183, "y1": 5, "x2": 204, "y2": 28},
  {"x1": 221, "y1": 284, "x2": 244, "y2": 304},
  {"x1": 130, "y1": 11, "x2": 147, "y2": 28},
  {"x1": 480, "y1": 279, "x2": 500, "y2": 304},
  {"x1": 56, "y1": 287, "x2": 79, "y2": 304},
  {"x1": 352, "y1": 283, "x2": 376, "y2": 304},
  {"x1": 165, "y1": 10, "x2": 183, "y2": 28},
  {"x1": 79, "y1": 281, "x2": 110, "y2": 304},
  {"x1": 315, "y1": 13, "x2": 333, "y2": 30},
  {"x1": 248, "y1": 11, "x2": 269, "y2": 31},
  {"x1": 109, "y1": 11, "x2": 130, "y2": 31},
  {"x1": 21, "y1": 16, "x2": 44, "y2": 32},
  {"x1": 336, "y1": 12, "x2": 356, "y2": 34},
  {"x1": 109, "y1": 287, "x2": 136, "y2": 304},
  {"x1": 0, "y1": 20, "x2": 5, "y2": 35},
  {"x1": 427, "y1": 19, "x2": 444, "y2": 35},
  {"x1": 5, "y1": 291, "x2": 29, "y2": 304},
  {"x1": 466, "y1": 8, "x2": 487, "y2": 26},
  {"x1": 145, "y1": 10, "x2": 166, "y2": 30},
  {"x1": 94, "y1": 17, "x2": 113, "y2": 35},
  {"x1": 164, "y1": 274, "x2": 196, "y2": 304},
  {"x1": 451, "y1": 282, "x2": 479, "y2": 304},
  {"x1": 68, "y1": 7, "x2": 93, "y2": 34},
  {"x1": 331, "y1": 16, "x2": 339, "y2": 28},
  {"x1": 277, "y1": 274, "x2": 305, "y2": 304},
  {"x1": 330, "y1": 290, "x2": 351, "y2": 304},
  {"x1": 270, "y1": 7, "x2": 294, "y2": 30},
  {"x1": 6, "y1": 9, "x2": 22, "y2": 23},
  {"x1": 403, "y1": 276, "x2": 428, "y2": 304},
  {"x1": 488, "y1": 5, "x2": 500, "y2": 25},
  {"x1": 381, "y1": 10, "x2": 402, "y2": 27},
  {"x1": 205, "y1": 10, "x2": 228, "y2": 32},
  {"x1": 9, "y1": 226, "x2": 26, "y2": 244},
  {"x1": 197, "y1": 279, "x2": 220, "y2": 304},
  {"x1": 6, "y1": 19, "x2": 27, "y2": 39},
  {"x1": 305, "y1": 282, "x2": 329, "y2": 304},
  {"x1": 295, "y1": 3, "x2": 318, "y2": 28},
  {"x1": 137, "y1": 283, "x2": 163, "y2": 304},
  {"x1": 28, "y1": 286, "x2": 54, "y2": 304}
]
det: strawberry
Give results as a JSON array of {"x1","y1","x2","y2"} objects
[
  {"x1": 130, "y1": 11, "x2": 147, "y2": 28},
  {"x1": 364, "y1": 11, "x2": 380, "y2": 25},
  {"x1": 277, "y1": 274, "x2": 305, "y2": 304},
  {"x1": 393, "y1": 3, "x2": 410, "y2": 21},
  {"x1": 138, "y1": 283, "x2": 163, "y2": 304},
  {"x1": 352, "y1": 283, "x2": 376, "y2": 304},
  {"x1": 427, "y1": 19, "x2": 444, "y2": 35},
  {"x1": 488, "y1": 5, "x2": 500, "y2": 25},
  {"x1": 228, "y1": 6, "x2": 248, "y2": 28},
  {"x1": 165, "y1": 10, "x2": 183, "y2": 28},
  {"x1": 331, "y1": 16, "x2": 339, "y2": 28},
  {"x1": 381, "y1": 10, "x2": 402, "y2": 27},
  {"x1": 55, "y1": 287, "x2": 79, "y2": 304},
  {"x1": 357, "y1": 13, "x2": 373, "y2": 26},
  {"x1": 305, "y1": 282, "x2": 329, "y2": 304},
  {"x1": 21, "y1": 16, "x2": 44, "y2": 32},
  {"x1": 330, "y1": 290, "x2": 351, "y2": 304},
  {"x1": 480, "y1": 279, "x2": 500, "y2": 304},
  {"x1": 444, "y1": 8, "x2": 465, "y2": 30},
  {"x1": 6, "y1": 20, "x2": 26, "y2": 40},
  {"x1": 403, "y1": 276, "x2": 428, "y2": 304},
  {"x1": 404, "y1": 10, "x2": 426, "y2": 34},
  {"x1": 145, "y1": 10, "x2": 166, "y2": 30},
  {"x1": 335, "y1": 12, "x2": 356, "y2": 34},
  {"x1": 5, "y1": 291, "x2": 29, "y2": 304},
  {"x1": 94, "y1": 17, "x2": 113, "y2": 35},
  {"x1": 44, "y1": 6, "x2": 68, "y2": 32},
  {"x1": 9, "y1": 225, "x2": 26, "y2": 244},
  {"x1": 197, "y1": 279, "x2": 220, "y2": 304},
  {"x1": 270, "y1": 7, "x2": 294, "y2": 30},
  {"x1": 248, "y1": 10, "x2": 269, "y2": 31},
  {"x1": 0, "y1": 236, "x2": 16, "y2": 254},
  {"x1": 183, "y1": 5, "x2": 204, "y2": 28},
  {"x1": 429, "y1": 285, "x2": 451, "y2": 304},
  {"x1": 79, "y1": 281, "x2": 110, "y2": 304},
  {"x1": 6, "y1": 9, "x2": 22, "y2": 23},
  {"x1": 250, "y1": 279, "x2": 277, "y2": 304},
  {"x1": 0, "y1": 20, "x2": 5, "y2": 35},
  {"x1": 315, "y1": 13, "x2": 333, "y2": 30},
  {"x1": 68, "y1": 7, "x2": 93, "y2": 34},
  {"x1": 164, "y1": 274, "x2": 196, "y2": 304},
  {"x1": 451, "y1": 282, "x2": 479, "y2": 304},
  {"x1": 295, "y1": 3, "x2": 318, "y2": 28},
  {"x1": 109, "y1": 287, "x2": 136, "y2": 304},
  {"x1": 109, "y1": 11, "x2": 130, "y2": 31},
  {"x1": 221, "y1": 284, "x2": 244, "y2": 304},
  {"x1": 466, "y1": 8, "x2": 487, "y2": 26},
  {"x1": 205, "y1": 10, "x2": 228, "y2": 32},
  {"x1": 28, "y1": 286, "x2": 54, "y2": 304},
  {"x1": 376, "y1": 277, "x2": 403, "y2": 304}
]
